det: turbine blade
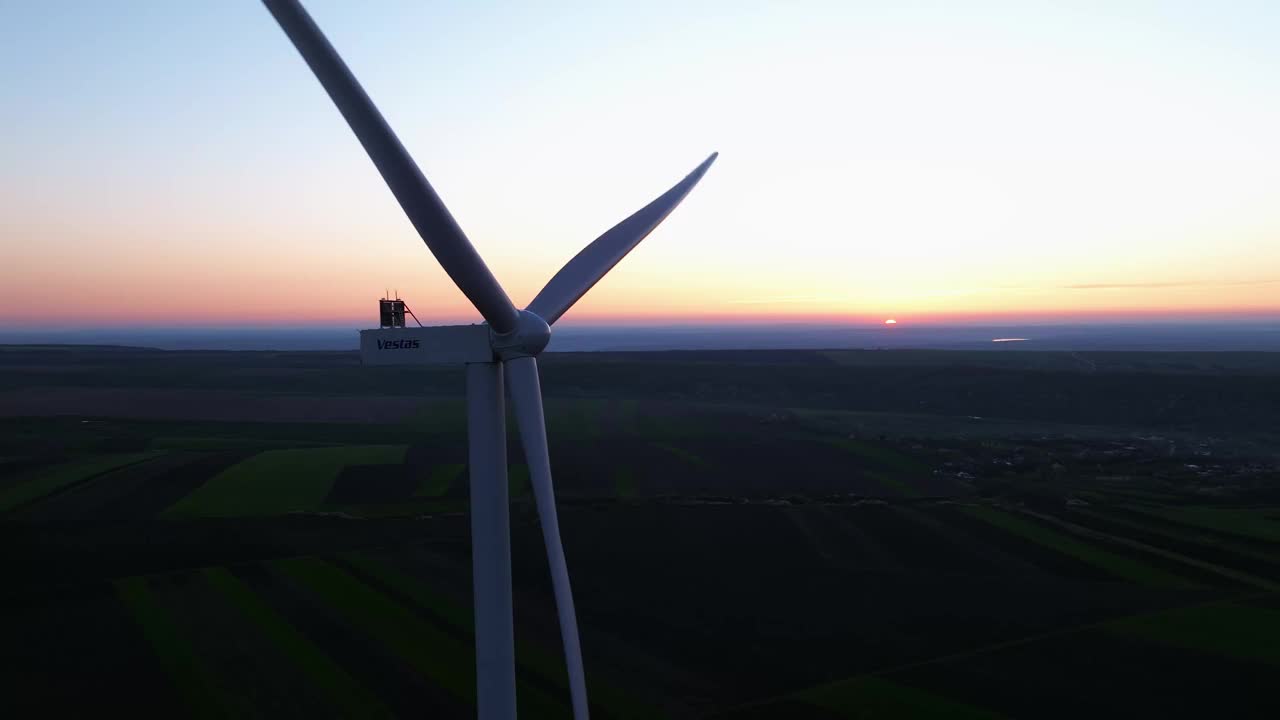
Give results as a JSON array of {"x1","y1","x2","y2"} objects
[
  {"x1": 504, "y1": 356, "x2": 589, "y2": 720},
  {"x1": 261, "y1": 0, "x2": 519, "y2": 334},
  {"x1": 526, "y1": 153, "x2": 719, "y2": 325}
]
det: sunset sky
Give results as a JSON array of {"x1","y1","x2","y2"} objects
[{"x1": 3, "y1": 1, "x2": 1279, "y2": 327}]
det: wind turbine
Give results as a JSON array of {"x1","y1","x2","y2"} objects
[{"x1": 260, "y1": 2, "x2": 717, "y2": 718}]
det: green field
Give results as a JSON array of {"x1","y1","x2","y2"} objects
[
  {"x1": 1153, "y1": 507, "x2": 1280, "y2": 543},
  {"x1": 416, "y1": 462, "x2": 465, "y2": 498},
  {"x1": 1107, "y1": 602, "x2": 1280, "y2": 667},
  {"x1": 202, "y1": 566, "x2": 389, "y2": 717},
  {"x1": 273, "y1": 557, "x2": 479, "y2": 702},
  {"x1": 166, "y1": 445, "x2": 406, "y2": 517},
  {"x1": 1, "y1": 451, "x2": 161, "y2": 512},
  {"x1": 963, "y1": 506, "x2": 1197, "y2": 588},
  {"x1": 115, "y1": 576, "x2": 234, "y2": 718}
]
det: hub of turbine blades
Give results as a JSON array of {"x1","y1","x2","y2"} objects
[{"x1": 490, "y1": 310, "x2": 551, "y2": 360}]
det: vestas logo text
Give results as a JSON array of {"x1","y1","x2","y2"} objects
[{"x1": 377, "y1": 339, "x2": 420, "y2": 350}]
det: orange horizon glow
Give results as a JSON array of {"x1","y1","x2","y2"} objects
[
  {"x1": 3, "y1": 243, "x2": 1279, "y2": 327},
  {"x1": 3, "y1": 297, "x2": 1278, "y2": 329}
]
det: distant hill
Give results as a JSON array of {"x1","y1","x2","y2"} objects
[
  {"x1": 3, "y1": 321, "x2": 1280, "y2": 352},
  {"x1": 0, "y1": 344, "x2": 160, "y2": 353}
]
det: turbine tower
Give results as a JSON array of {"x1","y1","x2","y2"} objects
[{"x1": 260, "y1": 2, "x2": 717, "y2": 718}]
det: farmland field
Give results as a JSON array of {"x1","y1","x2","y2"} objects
[
  {"x1": 2, "y1": 346, "x2": 1279, "y2": 717},
  {"x1": 166, "y1": 445, "x2": 407, "y2": 517}
]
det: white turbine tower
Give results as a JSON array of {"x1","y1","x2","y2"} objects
[{"x1": 260, "y1": 2, "x2": 717, "y2": 718}]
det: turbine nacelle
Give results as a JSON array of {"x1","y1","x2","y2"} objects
[{"x1": 356, "y1": 310, "x2": 551, "y2": 365}]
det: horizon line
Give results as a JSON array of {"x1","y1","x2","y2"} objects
[{"x1": 4, "y1": 315, "x2": 1280, "y2": 333}]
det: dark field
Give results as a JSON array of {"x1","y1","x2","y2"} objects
[{"x1": 2, "y1": 346, "x2": 1279, "y2": 718}]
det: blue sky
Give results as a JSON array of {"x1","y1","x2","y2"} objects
[{"x1": 3, "y1": 1, "x2": 1279, "y2": 325}]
